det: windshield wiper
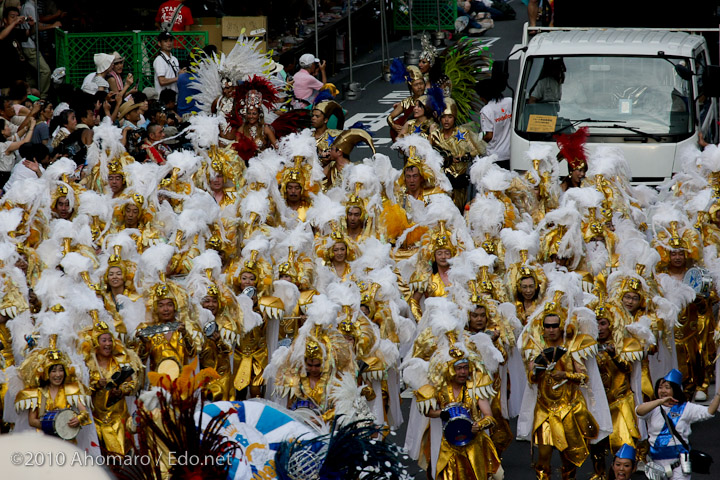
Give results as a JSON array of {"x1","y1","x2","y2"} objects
[
  {"x1": 592, "y1": 124, "x2": 663, "y2": 141},
  {"x1": 554, "y1": 118, "x2": 626, "y2": 134}
]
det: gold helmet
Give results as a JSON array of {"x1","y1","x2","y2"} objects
[
  {"x1": 429, "y1": 220, "x2": 457, "y2": 257},
  {"x1": 541, "y1": 290, "x2": 567, "y2": 328},
  {"x1": 312, "y1": 100, "x2": 345, "y2": 129},
  {"x1": 331, "y1": 128, "x2": 376, "y2": 156},
  {"x1": 279, "y1": 156, "x2": 310, "y2": 197}
]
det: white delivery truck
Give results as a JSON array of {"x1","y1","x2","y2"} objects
[{"x1": 509, "y1": 25, "x2": 720, "y2": 183}]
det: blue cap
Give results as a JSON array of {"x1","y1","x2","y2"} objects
[
  {"x1": 615, "y1": 444, "x2": 636, "y2": 461},
  {"x1": 663, "y1": 368, "x2": 683, "y2": 386}
]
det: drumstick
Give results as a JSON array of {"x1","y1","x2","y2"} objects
[{"x1": 552, "y1": 379, "x2": 568, "y2": 390}]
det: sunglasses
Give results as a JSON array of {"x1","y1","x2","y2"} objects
[{"x1": 543, "y1": 323, "x2": 561, "y2": 329}]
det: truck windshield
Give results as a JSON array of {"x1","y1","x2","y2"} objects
[{"x1": 515, "y1": 55, "x2": 693, "y2": 139}]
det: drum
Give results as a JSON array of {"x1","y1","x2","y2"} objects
[
  {"x1": 157, "y1": 358, "x2": 181, "y2": 380},
  {"x1": 290, "y1": 400, "x2": 317, "y2": 412},
  {"x1": 683, "y1": 267, "x2": 713, "y2": 298},
  {"x1": 442, "y1": 403, "x2": 475, "y2": 447},
  {"x1": 41, "y1": 409, "x2": 80, "y2": 440}
]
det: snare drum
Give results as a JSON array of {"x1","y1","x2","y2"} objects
[
  {"x1": 442, "y1": 403, "x2": 475, "y2": 447},
  {"x1": 684, "y1": 267, "x2": 713, "y2": 298},
  {"x1": 290, "y1": 399, "x2": 318, "y2": 412},
  {"x1": 41, "y1": 409, "x2": 80, "y2": 440}
]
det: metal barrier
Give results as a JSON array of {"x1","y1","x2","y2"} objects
[
  {"x1": 56, "y1": 30, "x2": 208, "y2": 91},
  {"x1": 393, "y1": 0, "x2": 457, "y2": 31}
]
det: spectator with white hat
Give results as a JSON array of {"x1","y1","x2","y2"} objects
[
  {"x1": 292, "y1": 52, "x2": 326, "y2": 107},
  {"x1": 81, "y1": 53, "x2": 114, "y2": 95}
]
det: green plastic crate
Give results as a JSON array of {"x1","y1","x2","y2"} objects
[
  {"x1": 393, "y1": 0, "x2": 457, "y2": 31},
  {"x1": 56, "y1": 30, "x2": 208, "y2": 91}
]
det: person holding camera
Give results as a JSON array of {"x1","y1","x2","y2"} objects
[
  {"x1": 19, "y1": 0, "x2": 57, "y2": 99},
  {"x1": 636, "y1": 369, "x2": 720, "y2": 480},
  {"x1": 0, "y1": 7, "x2": 33, "y2": 95},
  {"x1": 153, "y1": 31, "x2": 185, "y2": 95}
]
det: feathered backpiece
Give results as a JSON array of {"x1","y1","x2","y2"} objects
[
  {"x1": 426, "y1": 86, "x2": 446, "y2": 119},
  {"x1": 435, "y1": 38, "x2": 490, "y2": 123},
  {"x1": 389, "y1": 57, "x2": 407, "y2": 84}
]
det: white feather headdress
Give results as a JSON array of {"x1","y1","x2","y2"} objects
[{"x1": 392, "y1": 134, "x2": 451, "y2": 192}]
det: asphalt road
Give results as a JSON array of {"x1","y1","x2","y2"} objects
[{"x1": 323, "y1": 3, "x2": 720, "y2": 478}]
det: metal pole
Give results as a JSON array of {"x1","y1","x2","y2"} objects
[
  {"x1": 348, "y1": 0, "x2": 353, "y2": 84},
  {"x1": 35, "y1": 14, "x2": 40, "y2": 94},
  {"x1": 381, "y1": 0, "x2": 390, "y2": 65},
  {"x1": 409, "y1": 0, "x2": 414, "y2": 51},
  {"x1": 314, "y1": 0, "x2": 319, "y2": 58},
  {"x1": 436, "y1": 0, "x2": 441, "y2": 31}
]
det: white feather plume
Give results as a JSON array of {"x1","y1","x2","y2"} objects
[
  {"x1": 272, "y1": 279, "x2": 301, "y2": 316},
  {"x1": 365, "y1": 153, "x2": 400, "y2": 200},
  {"x1": 185, "y1": 114, "x2": 221, "y2": 149},
  {"x1": 401, "y1": 357, "x2": 430, "y2": 390},
  {"x1": 469, "y1": 331, "x2": 504, "y2": 375},
  {"x1": 305, "y1": 192, "x2": 346, "y2": 233}
]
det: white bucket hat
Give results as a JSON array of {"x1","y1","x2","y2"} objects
[{"x1": 94, "y1": 53, "x2": 114, "y2": 73}]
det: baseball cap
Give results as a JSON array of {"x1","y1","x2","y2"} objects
[
  {"x1": 158, "y1": 31, "x2": 173, "y2": 41},
  {"x1": 299, "y1": 53, "x2": 320, "y2": 67}
]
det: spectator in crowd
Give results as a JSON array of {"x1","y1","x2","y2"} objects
[
  {"x1": 31, "y1": 98, "x2": 52, "y2": 145},
  {"x1": 5, "y1": 141, "x2": 51, "y2": 190},
  {"x1": 49, "y1": 107, "x2": 76, "y2": 150},
  {"x1": 159, "y1": 88, "x2": 180, "y2": 126},
  {"x1": 7, "y1": 81, "x2": 30, "y2": 118},
  {"x1": 131, "y1": 91, "x2": 151, "y2": 128},
  {"x1": 106, "y1": 52, "x2": 134, "y2": 98},
  {"x1": 19, "y1": 0, "x2": 57, "y2": 99},
  {"x1": 477, "y1": 78, "x2": 513, "y2": 170},
  {"x1": 56, "y1": 106, "x2": 93, "y2": 167},
  {"x1": 176, "y1": 58, "x2": 199, "y2": 120},
  {"x1": 81, "y1": 53, "x2": 114, "y2": 95},
  {"x1": 1, "y1": 93, "x2": 36, "y2": 137},
  {"x1": 154, "y1": 32, "x2": 184, "y2": 95},
  {"x1": 0, "y1": 114, "x2": 35, "y2": 189},
  {"x1": 0, "y1": 7, "x2": 32, "y2": 96},
  {"x1": 292, "y1": 53, "x2": 326, "y2": 107},
  {"x1": 117, "y1": 100, "x2": 144, "y2": 158},
  {"x1": 155, "y1": 0, "x2": 193, "y2": 32},
  {"x1": 141, "y1": 122, "x2": 170, "y2": 164}
]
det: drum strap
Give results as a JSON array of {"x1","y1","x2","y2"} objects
[{"x1": 38, "y1": 392, "x2": 47, "y2": 418}]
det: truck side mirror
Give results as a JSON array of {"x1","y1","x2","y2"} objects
[{"x1": 703, "y1": 66, "x2": 720, "y2": 97}]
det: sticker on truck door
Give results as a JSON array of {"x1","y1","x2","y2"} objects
[{"x1": 526, "y1": 115, "x2": 558, "y2": 133}]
